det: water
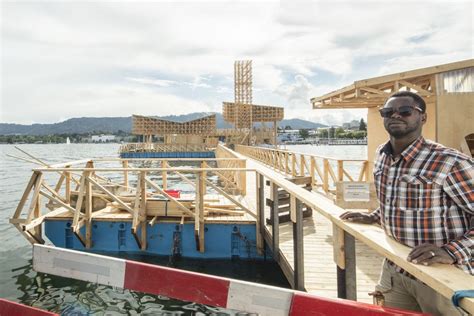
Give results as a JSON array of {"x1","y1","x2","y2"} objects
[
  {"x1": 284, "y1": 144, "x2": 367, "y2": 160},
  {"x1": 0, "y1": 143, "x2": 367, "y2": 315}
]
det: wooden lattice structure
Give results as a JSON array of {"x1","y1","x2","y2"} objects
[
  {"x1": 223, "y1": 102, "x2": 284, "y2": 125},
  {"x1": 132, "y1": 114, "x2": 216, "y2": 135},
  {"x1": 235, "y1": 60, "x2": 253, "y2": 105},
  {"x1": 223, "y1": 60, "x2": 284, "y2": 145}
]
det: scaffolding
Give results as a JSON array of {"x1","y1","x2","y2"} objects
[{"x1": 132, "y1": 114, "x2": 216, "y2": 136}]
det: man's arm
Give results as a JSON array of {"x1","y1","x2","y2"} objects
[{"x1": 441, "y1": 159, "x2": 473, "y2": 267}]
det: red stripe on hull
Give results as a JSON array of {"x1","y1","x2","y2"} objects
[
  {"x1": 124, "y1": 261, "x2": 230, "y2": 307},
  {"x1": 289, "y1": 293, "x2": 428, "y2": 316},
  {"x1": 0, "y1": 299, "x2": 59, "y2": 316}
]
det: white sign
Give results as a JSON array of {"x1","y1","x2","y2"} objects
[{"x1": 343, "y1": 183, "x2": 370, "y2": 201}]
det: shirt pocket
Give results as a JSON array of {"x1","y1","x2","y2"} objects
[{"x1": 398, "y1": 175, "x2": 435, "y2": 210}]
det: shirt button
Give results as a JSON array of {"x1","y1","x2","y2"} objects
[{"x1": 386, "y1": 199, "x2": 390, "y2": 203}]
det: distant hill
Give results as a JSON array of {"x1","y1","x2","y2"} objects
[{"x1": 0, "y1": 113, "x2": 326, "y2": 135}]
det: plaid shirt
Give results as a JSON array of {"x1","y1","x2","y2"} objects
[{"x1": 370, "y1": 137, "x2": 473, "y2": 275}]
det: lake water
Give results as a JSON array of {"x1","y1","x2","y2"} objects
[{"x1": 0, "y1": 143, "x2": 366, "y2": 315}]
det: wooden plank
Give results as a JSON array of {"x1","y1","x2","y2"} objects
[
  {"x1": 272, "y1": 182, "x2": 280, "y2": 261},
  {"x1": 65, "y1": 167, "x2": 71, "y2": 203},
  {"x1": 13, "y1": 172, "x2": 39, "y2": 219},
  {"x1": 344, "y1": 232, "x2": 357, "y2": 301},
  {"x1": 204, "y1": 179, "x2": 256, "y2": 219},
  {"x1": 85, "y1": 174, "x2": 92, "y2": 248},
  {"x1": 26, "y1": 173, "x2": 44, "y2": 223},
  {"x1": 161, "y1": 161, "x2": 167, "y2": 190},
  {"x1": 122, "y1": 160, "x2": 129, "y2": 190},
  {"x1": 332, "y1": 223, "x2": 345, "y2": 269},
  {"x1": 256, "y1": 173, "x2": 264, "y2": 254},
  {"x1": 72, "y1": 168, "x2": 88, "y2": 228},
  {"x1": 39, "y1": 190, "x2": 75, "y2": 213},
  {"x1": 88, "y1": 177, "x2": 134, "y2": 214},
  {"x1": 23, "y1": 208, "x2": 70, "y2": 231},
  {"x1": 145, "y1": 178, "x2": 194, "y2": 216},
  {"x1": 293, "y1": 198, "x2": 304, "y2": 291}
]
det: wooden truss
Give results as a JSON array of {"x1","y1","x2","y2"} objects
[
  {"x1": 132, "y1": 114, "x2": 216, "y2": 135},
  {"x1": 311, "y1": 59, "x2": 474, "y2": 109},
  {"x1": 223, "y1": 102, "x2": 284, "y2": 128}
]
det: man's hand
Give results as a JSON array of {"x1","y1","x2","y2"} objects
[
  {"x1": 407, "y1": 243, "x2": 456, "y2": 266},
  {"x1": 340, "y1": 211, "x2": 377, "y2": 224}
]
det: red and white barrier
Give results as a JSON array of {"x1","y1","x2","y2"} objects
[
  {"x1": 0, "y1": 298, "x2": 58, "y2": 316},
  {"x1": 33, "y1": 244, "x2": 427, "y2": 316}
]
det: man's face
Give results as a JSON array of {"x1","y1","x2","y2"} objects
[{"x1": 382, "y1": 96, "x2": 426, "y2": 138}]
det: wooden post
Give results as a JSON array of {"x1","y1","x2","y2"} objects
[
  {"x1": 323, "y1": 159, "x2": 329, "y2": 193},
  {"x1": 32, "y1": 192, "x2": 42, "y2": 242},
  {"x1": 195, "y1": 168, "x2": 205, "y2": 252},
  {"x1": 139, "y1": 171, "x2": 147, "y2": 250},
  {"x1": 292, "y1": 197, "x2": 304, "y2": 290},
  {"x1": 273, "y1": 120, "x2": 277, "y2": 148},
  {"x1": 291, "y1": 154, "x2": 296, "y2": 177},
  {"x1": 336, "y1": 229, "x2": 357, "y2": 300},
  {"x1": 162, "y1": 160, "x2": 168, "y2": 191},
  {"x1": 64, "y1": 166, "x2": 71, "y2": 204},
  {"x1": 285, "y1": 152, "x2": 289, "y2": 175},
  {"x1": 310, "y1": 157, "x2": 316, "y2": 188},
  {"x1": 364, "y1": 161, "x2": 370, "y2": 181},
  {"x1": 241, "y1": 159, "x2": 247, "y2": 195},
  {"x1": 271, "y1": 182, "x2": 279, "y2": 261},
  {"x1": 337, "y1": 160, "x2": 344, "y2": 181},
  {"x1": 300, "y1": 155, "x2": 305, "y2": 176},
  {"x1": 256, "y1": 173, "x2": 264, "y2": 254},
  {"x1": 85, "y1": 173, "x2": 92, "y2": 248},
  {"x1": 122, "y1": 160, "x2": 129, "y2": 191}
]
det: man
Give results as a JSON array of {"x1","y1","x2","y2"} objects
[{"x1": 340, "y1": 91, "x2": 473, "y2": 315}]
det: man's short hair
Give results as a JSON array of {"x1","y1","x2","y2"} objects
[{"x1": 385, "y1": 91, "x2": 426, "y2": 113}]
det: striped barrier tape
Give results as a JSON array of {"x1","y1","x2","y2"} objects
[
  {"x1": 32, "y1": 244, "x2": 427, "y2": 316},
  {"x1": 0, "y1": 298, "x2": 58, "y2": 316}
]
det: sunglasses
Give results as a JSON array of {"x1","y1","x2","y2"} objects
[{"x1": 379, "y1": 105, "x2": 423, "y2": 118}]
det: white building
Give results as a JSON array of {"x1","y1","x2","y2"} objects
[
  {"x1": 91, "y1": 135, "x2": 115, "y2": 142},
  {"x1": 278, "y1": 130, "x2": 303, "y2": 143}
]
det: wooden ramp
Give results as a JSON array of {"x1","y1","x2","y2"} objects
[{"x1": 241, "y1": 154, "x2": 383, "y2": 304}]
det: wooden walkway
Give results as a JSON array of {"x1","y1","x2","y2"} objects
[{"x1": 240, "y1": 153, "x2": 383, "y2": 304}]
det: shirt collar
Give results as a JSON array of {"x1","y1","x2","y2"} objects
[{"x1": 380, "y1": 136, "x2": 425, "y2": 162}]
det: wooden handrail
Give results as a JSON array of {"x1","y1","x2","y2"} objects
[{"x1": 252, "y1": 166, "x2": 474, "y2": 314}]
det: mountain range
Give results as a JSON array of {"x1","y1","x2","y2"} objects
[{"x1": 0, "y1": 112, "x2": 327, "y2": 135}]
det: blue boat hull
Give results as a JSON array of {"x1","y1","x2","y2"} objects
[{"x1": 45, "y1": 220, "x2": 265, "y2": 259}]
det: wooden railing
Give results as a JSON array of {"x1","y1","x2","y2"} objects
[
  {"x1": 9, "y1": 153, "x2": 473, "y2": 314},
  {"x1": 235, "y1": 145, "x2": 370, "y2": 193},
  {"x1": 251, "y1": 162, "x2": 474, "y2": 314}
]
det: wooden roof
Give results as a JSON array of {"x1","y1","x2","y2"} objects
[
  {"x1": 311, "y1": 59, "x2": 474, "y2": 109},
  {"x1": 132, "y1": 114, "x2": 216, "y2": 135}
]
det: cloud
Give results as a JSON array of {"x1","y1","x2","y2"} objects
[{"x1": 1, "y1": 1, "x2": 472, "y2": 125}]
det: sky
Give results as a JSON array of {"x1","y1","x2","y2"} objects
[{"x1": 1, "y1": 0, "x2": 472, "y2": 126}]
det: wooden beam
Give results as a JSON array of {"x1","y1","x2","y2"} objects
[
  {"x1": 293, "y1": 198, "x2": 304, "y2": 291},
  {"x1": 39, "y1": 190, "x2": 75, "y2": 213},
  {"x1": 13, "y1": 172, "x2": 39, "y2": 219},
  {"x1": 145, "y1": 178, "x2": 194, "y2": 216},
  {"x1": 88, "y1": 177, "x2": 134, "y2": 214},
  {"x1": 26, "y1": 173, "x2": 44, "y2": 223}
]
